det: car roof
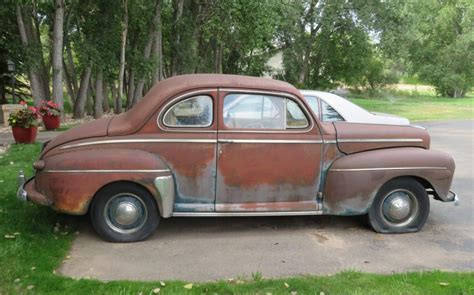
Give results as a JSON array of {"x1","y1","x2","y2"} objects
[
  {"x1": 110, "y1": 74, "x2": 301, "y2": 135},
  {"x1": 300, "y1": 89, "x2": 374, "y2": 121}
]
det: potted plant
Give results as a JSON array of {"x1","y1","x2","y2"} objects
[
  {"x1": 39, "y1": 100, "x2": 61, "y2": 130},
  {"x1": 8, "y1": 102, "x2": 40, "y2": 144}
]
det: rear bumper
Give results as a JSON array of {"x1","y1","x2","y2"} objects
[
  {"x1": 17, "y1": 170, "x2": 51, "y2": 206},
  {"x1": 438, "y1": 190, "x2": 459, "y2": 206}
]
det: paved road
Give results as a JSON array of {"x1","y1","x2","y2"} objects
[{"x1": 58, "y1": 120, "x2": 473, "y2": 282}]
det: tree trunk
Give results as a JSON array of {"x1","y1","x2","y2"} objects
[
  {"x1": 102, "y1": 80, "x2": 109, "y2": 113},
  {"x1": 65, "y1": 39, "x2": 78, "y2": 95},
  {"x1": 126, "y1": 69, "x2": 135, "y2": 109},
  {"x1": 118, "y1": 0, "x2": 128, "y2": 112},
  {"x1": 52, "y1": 0, "x2": 65, "y2": 113},
  {"x1": 297, "y1": 0, "x2": 321, "y2": 85},
  {"x1": 16, "y1": 4, "x2": 44, "y2": 106},
  {"x1": 73, "y1": 67, "x2": 91, "y2": 119},
  {"x1": 63, "y1": 58, "x2": 75, "y2": 106},
  {"x1": 94, "y1": 69, "x2": 103, "y2": 119},
  {"x1": 132, "y1": 0, "x2": 162, "y2": 105},
  {"x1": 214, "y1": 42, "x2": 223, "y2": 74},
  {"x1": 171, "y1": 0, "x2": 184, "y2": 76},
  {"x1": 28, "y1": 4, "x2": 51, "y2": 101},
  {"x1": 112, "y1": 82, "x2": 121, "y2": 114},
  {"x1": 152, "y1": 0, "x2": 163, "y2": 83}
]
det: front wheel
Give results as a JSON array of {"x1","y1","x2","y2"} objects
[
  {"x1": 90, "y1": 183, "x2": 160, "y2": 242},
  {"x1": 368, "y1": 178, "x2": 429, "y2": 233}
]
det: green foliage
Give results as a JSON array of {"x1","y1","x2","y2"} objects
[
  {"x1": 1, "y1": 0, "x2": 473, "y2": 112},
  {"x1": 381, "y1": 0, "x2": 474, "y2": 97},
  {"x1": 8, "y1": 107, "x2": 40, "y2": 128},
  {"x1": 279, "y1": 0, "x2": 396, "y2": 90}
]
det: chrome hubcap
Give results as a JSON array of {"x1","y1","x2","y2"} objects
[
  {"x1": 114, "y1": 202, "x2": 139, "y2": 225},
  {"x1": 104, "y1": 193, "x2": 147, "y2": 234},
  {"x1": 382, "y1": 189, "x2": 418, "y2": 226}
]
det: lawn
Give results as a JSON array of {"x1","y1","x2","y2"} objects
[
  {"x1": 1, "y1": 144, "x2": 474, "y2": 294},
  {"x1": 348, "y1": 88, "x2": 474, "y2": 122}
]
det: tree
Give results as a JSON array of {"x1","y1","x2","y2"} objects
[
  {"x1": 278, "y1": 0, "x2": 389, "y2": 89},
  {"x1": 379, "y1": 0, "x2": 473, "y2": 97},
  {"x1": 52, "y1": 0, "x2": 65, "y2": 113}
]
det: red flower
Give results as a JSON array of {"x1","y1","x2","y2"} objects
[{"x1": 19, "y1": 101, "x2": 27, "y2": 106}]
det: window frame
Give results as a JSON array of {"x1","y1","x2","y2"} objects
[
  {"x1": 162, "y1": 94, "x2": 214, "y2": 128},
  {"x1": 222, "y1": 92, "x2": 310, "y2": 131}
]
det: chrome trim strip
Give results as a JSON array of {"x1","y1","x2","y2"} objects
[
  {"x1": 323, "y1": 139, "x2": 337, "y2": 144},
  {"x1": 172, "y1": 211, "x2": 323, "y2": 217},
  {"x1": 174, "y1": 203, "x2": 215, "y2": 212},
  {"x1": 60, "y1": 139, "x2": 217, "y2": 149},
  {"x1": 44, "y1": 169, "x2": 170, "y2": 173},
  {"x1": 338, "y1": 138, "x2": 423, "y2": 143},
  {"x1": 218, "y1": 139, "x2": 322, "y2": 144},
  {"x1": 61, "y1": 138, "x2": 326, "y2": 149},
  {"x1": 330, "y1": 167, "x2": 448, "y2": 172}
]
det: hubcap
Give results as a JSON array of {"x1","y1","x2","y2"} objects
[
  {"x1": 114, "y1": 201, "x2": 139, "y2": 225},
  {"x1": 381, "y1": 189, "x2": 418, "y2": 226},
  {"x1": 104, "y1": 193, "x2": 147, "y2": 234}
]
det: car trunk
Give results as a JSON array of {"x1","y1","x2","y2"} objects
[{"x1": 41, "y1": 117, "x2": 111, "y2": 156}]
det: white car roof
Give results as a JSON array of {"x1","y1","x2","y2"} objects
[{"x1": 300, "y1": 90, "x2": 409, "y2": 125}]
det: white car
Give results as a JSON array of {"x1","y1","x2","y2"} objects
[{"x1": 300, "y1": 90, "x2": 410, "y2": 125}]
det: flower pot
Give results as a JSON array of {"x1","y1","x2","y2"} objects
[
  {"x1": 12, "y1": 126, "x2": 38, "y2": 144},
  {"x1": 42, "y1": 115, "x2": 61, "y2": 130}
]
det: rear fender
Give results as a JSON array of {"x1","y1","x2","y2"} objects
[
  {"x1": 322, "y1": 147, "x2": 455, "y2": 215},
  {"x1": 36, "y1": 148, "x2": 175, "y2": 217}
]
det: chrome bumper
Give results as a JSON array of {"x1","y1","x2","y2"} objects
[
  {"x1": 447, "y1": 190, "x2": 459, "y2": 206},
  {"x1": 17, "y1": 170, "x2": 28, "y2": 202}
]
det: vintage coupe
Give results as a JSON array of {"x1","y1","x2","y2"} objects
[{"x1": 18, "y1": 74, "x2": 458, "y2": 242}]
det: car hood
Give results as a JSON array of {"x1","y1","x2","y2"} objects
[
  {"x1": 334, "y1": 122, "x2": 430, "y2": 154},
  {"x1": 370, "y1": 112, "x2": 410, "y2": 125},
  {"x1": 41, "y1": 117, "x2": 111, "y2": 156}
]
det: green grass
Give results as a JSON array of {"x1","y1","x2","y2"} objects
[
  {"x1": 348, "y1": 89, "x2": 474, "y2": 122},
  {"x1": 1, "y1": 145, "x2": 474, "y2": 294}
]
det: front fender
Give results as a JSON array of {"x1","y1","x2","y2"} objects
[
  {"x1": 322, "y1": 147, "x2": 455, "y2": 215},
  {"x1": 35, "y1": 148, "x2": 175, "y2": 216}
]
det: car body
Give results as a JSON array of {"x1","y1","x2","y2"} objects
[
  {"x1": 300, "y1": 90, "x2": 410, "y2": 125},
  {"x1": 17, "y1": 74, "x2": 457, "y2": 242}
]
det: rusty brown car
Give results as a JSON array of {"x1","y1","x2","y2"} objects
[{"x1": 17, "y1": 74, "x2": 458, "y2": 242}]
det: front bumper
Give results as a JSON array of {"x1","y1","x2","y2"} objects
[{"x1": 17, "y1": 170, "x2": 51, "y2": 206}]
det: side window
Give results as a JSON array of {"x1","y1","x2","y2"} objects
[
  {"x1": 304, "y1": 96, "x2": 320, "y2": 118},
  {"x1": 321, "y1": 101, "x2": 344, "y2": 122},
  {"x1": 223, "y1": 93, "x2": 308, "y2": 130},
  {"x1": 163, "y1": 95, "x2": 213, "y2": 127},
  {"x1": 286, "y1": 99, "x2": 309, "y2": 128}
]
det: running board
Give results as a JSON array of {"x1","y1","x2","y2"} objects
[{"x1": 172, "y1": 211, "x2": 323, "y2": 217}]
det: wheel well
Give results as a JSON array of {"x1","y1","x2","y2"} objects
[
  {"x1": 88, "y1": 180, "x2": 158, "y2": 213},
  {"x1": 385, "y1": 175, "x2": 439, "y2": 199}
]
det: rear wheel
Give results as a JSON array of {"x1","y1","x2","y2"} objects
[
  {"x1": 368, "y1": 178, "x2": 429, "y2": 233},
  {"x1": 90, "y1": 183, "x2": 160, "y2": 242}
]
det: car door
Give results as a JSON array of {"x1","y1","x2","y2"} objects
[
  {"x1": 216, "y1": 89, "x2": 323, "y2": 212},
  {"x1": 151, "y1": 89, "x2": 218, "y2": 212}
]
